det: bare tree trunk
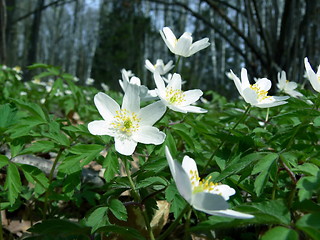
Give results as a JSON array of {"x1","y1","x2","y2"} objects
[{"x1": 0, "y1": 0, "x2": 7, "y2": 64}]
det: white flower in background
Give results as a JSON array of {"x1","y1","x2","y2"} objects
[
  {"x1": 20, "y1": 91, "x2": 27, "y2": 96},
  {"x1": 165, "y1": 147, "x2": 254, "y2": 219},
  {"x1": 88, "y1": 84, "x2": 166, "y2": 156},
  {"x1": 230, "y1": 68, "x2": 289, "y2": 108},
  {"x1": 2, "y1": 65, "x2": 7, "y2": 70},
  {"x1": 119, "y1": 69, "x2": 158, "y2": 101},
  {"x1": 73, "y1": 76, "x2": 79, "y2": 82},
  {"x1": 13, "y1": 66, "x2": 22, "y2": 73},
  {"x1": 160, "y1": 27, "x2": 210, "y2": 57},
  {"x1": 86, "y1": 77, "x2": 95, "y2": 86},
  {"x1": 145, "y1": 59, "x2": 174, "y2": 75},
  {"x1": 154, "y1": 71, "x2": 207, "y2": 113},
  {"x1": 304, "y1": 57, "x2": 320, "y2": 93},
  {"x1": 101, "y1": 83, "x2": 110, "y2": 92},
  {"x1": 65, "y1": 90, "x2": 72, "y2": 95},
  {"x1": 277, "y1": 70, "x2": 303, "y2": 98}
]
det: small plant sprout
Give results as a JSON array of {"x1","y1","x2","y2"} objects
[
  {"x1": 88, "y1": 84, "x2": 166, "y2": 155},
  {"x1": 165, "y1": 147, "x2": 254, "y2": 218},
  {"x1": 145, "y1": 59, "x2": 174, "y2": 75},
  {"x1": 160, "y1": 27, "x2": 210, "y2": 57},
  {"x1": 304, "y1": 57, "x2": 320, "y2": 93},
  {"x1": 230, "y1": 68, "x2": 289, "y2": 108},
  {"x1": 154, "y1": 71, "x2": 207, "y2": 113},
  {"x1": 277, "y1": 70, "x2": 303, "y2": 98}
]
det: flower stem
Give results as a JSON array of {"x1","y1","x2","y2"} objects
[
  {"x1": 123, "y1": 158, "x2": 155, "y2": 240},
  {"x1": 202, "y1": 105, "x2": 251, "y2": 173},
  {"x1": 172, "y1": 56, "x2": 181, "y2": 74},
  {"x1": 183, "y1": 208, "x2": 192, "y2": 240},
  {"x1": 157, "y1": 204, "x2": 190, "y2": 240},
  {"x1": 43, "y1": 148, "x2": 63, "y2": 220}
]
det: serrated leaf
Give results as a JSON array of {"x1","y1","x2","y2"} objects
[
  {"x1": 103, "y1": 151, "x2": 119, "y2": 182},
  {"x1": 165, "y1": 182, "x2": 186, "y2": 219},
  {"x1": 21, "y1": 140, "x2": 56, "y2": 155},
  {"x1": 96, "y1": 225, "x2": 145, "y2": 240},
  {"x1": 261, "y1": 226, "x2": 299, "y2": 240},
  {"x1": 296, "y1": 213, "x2": 320, "y2": 240},
  {"x1": 12, "y1": 99, "x2": 48, "y2": 122},
  {"x1": 0, "y1": 103, "x2": 17, "y2": 131},
  {"x1": 109, "y1": 199, "x2": 127, "y2": 221},
  {"x1": 251, "y1": 153, "x2": 278, "y2": 175},
  {"x1": 69, "y1": 144, "x2": 104, "y2": 167},
  {"x1": 20, "y1": 164, "x2": 49, "y2": 194},
  {"x1": 297, "y1": 174, "x2": 320, "y2": 201},
  {"x1": 136, "y1": 176, "x2": 167, "y2": 189},
  {"x1": 0, "y1": 155, "x2": 9, "y2": 168},
  {"x1": 4, "y1": 162, "x2": 22, "y2": 205},
  {"x1": 42, "y1": 121, "x2": 70, "y2": 146},
  {"x1": 86, "y1": 206, "x2": 109, "y2": 232}
]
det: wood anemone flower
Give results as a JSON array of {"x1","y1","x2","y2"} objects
[
  {"x1": 230, "y1": 68, "x2": 289, "y2": 108},
  {"x1": 160, "y1": 27, "x2": 210, "y2": 57},
  {"x1": 304, "y1": 57, "x2": 320, "y2": 93},
  {"x1": 165, "y1": 147, "x2": 254, "y2": 219},
  {"x1": 88, "y1": 84, "x2": 166, "y2": 156}
]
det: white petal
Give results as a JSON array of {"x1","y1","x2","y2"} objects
[
  {"x1": 182, "y1": 156, "x2": 199, "y2": 180},
  {"x1": 94, "y1": 92, "x2": 120, "y2": 121},
  {"x1": 122, "y1": 84, "x2": 140, "y2": 113},
  {"x1": 304, "y1": 57, "x2": 320, "y2": 92},
  {"x1": 88, "y1": 120, "x2": 115, "y2": 136},
  {"x1": 145, "y1": 59, "x2": 155, "y2": 73},
  {"x1": 255, "y1": 78, "x2": 271, "y2": 91},
  {"x1": 182, "y1": 89, "x2": 203, "y2": 106},
  {"x1": 240, "y1": 68, "x2": 251, "y2": 89},
  {"x1": 175, "y1": 32, "x2": 193, "y2": 57},
  {"x1": 132, "y1": 126, "x2": 166, "y2": 145},
  {"x1": 230, "y1": 70, "x2": 243, "y2": 97},
  {"x1": 165, "y1": 147, "x2": 192, "y2": 203},
  {"x1": 171, "y1": 105, "x2": 207, "y2": 113},
  {"x1": 188, "y1": 38, "x2": 210, "y2": 56},
  {"x1": 160, "y1": 27, "x2": 176, "y2": 53},
  {"x1": 114, "y1": 137, "x2": 137, "y2": 156},
  {"x1": 210, "y1": 185, "x2": 236, "y2": 201},
  {"x1": 204, "y1": 209, "x2": 254, "y2": 219},
  {"x1": 154, "y1": 72, "x2": 166, "y2": 95},
  {"x1": 242, "y1": 88, "x2": 258, "y2": 105},
  {"x1": 167, "y1": 73, "x2": 182, "y2": 90},
  {"x1": 255, "y1": 100, "x2": 288, "y2": 108},
  {"x1": 191, "y1": 192, "x2": 229, "y2": 212},
  {"x1": 138, "y1": 101, "x2": 166, "y2": 126}
]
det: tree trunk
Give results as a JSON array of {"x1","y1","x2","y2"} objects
[{"x1": 0, "y1": 0, "x2": 7, "y2": 64}]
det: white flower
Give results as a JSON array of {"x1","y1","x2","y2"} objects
[
  {"x1": 145, "y1": 59, "x2": 174, "y2": 75},
  {"x1": 101, "y1": 83, "x2": 110, "y2": 92},
  {"x1": 154, "y1": 71, "x2": 207, "y2": 113},
  {"x1": 160, "y1": 27, "x2": 210, "y2": 57},
  {"x1": 86, "y1": 78, "x2": 95, "y2": 86},
  {"x1": 304, "y1": 57, "x2": 320, "y2": 93},
  {"x1": 88, "y1": 85, "x2": 166, "y2": 156},
  {"x1": 277, "y1": 71, "x2": 303, "y2": 98},
  {"x1": 230, "y1": 68, "x2": 289, "y2": 108},
  {"x1": 119, "y1": 69, "x2": 157, "y2": 101},
  {"x1": 165, "y1": 147, "x2": 254, "y2": 219}
]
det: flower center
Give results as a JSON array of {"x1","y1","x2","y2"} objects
[
  {"x1": 249, "y1": 83, "x2": 271, "y2": 101},
  {"x1": 189, "y1": 170, "x2": 218, "y2": 194},
  {"x1": 166, "y1": 87, "x2": 185, "y2": 104},
  {"x1": 111, "y1": 109, "x2": 140, "y2": 136}
]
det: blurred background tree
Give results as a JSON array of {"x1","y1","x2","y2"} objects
[{"x1": 1, "y1": 0, "x2": 319, "y2": 97}]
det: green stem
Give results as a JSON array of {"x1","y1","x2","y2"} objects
[
  {"x1": 123, "y1": 158, "x2": 155, "y2": 240},
  {"x1": 202, "y1": 105, "x2": 251, "y2": 173},
  {"x1": 157, "y1": 204, "x2": 190, "y2": 240},
  {"x1": 172, "y1": 56, "x2": 181, "y2": 74},
  {"x1": 43, "y1": 148, "x2": 63, "y2": 220}
]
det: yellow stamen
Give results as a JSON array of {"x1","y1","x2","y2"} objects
[
  {"x1": 166, "y1": 87, "x2": 185, "y2": 104},
  {"x1": 111, "y1": 109, "x2": 140, "y2": 136},
  {"x1": 249, "y1": 83, "x2": 271, "y2": 101},
  {"x1": 189, "y1": 170, "x2": 218, "y2": 194}
]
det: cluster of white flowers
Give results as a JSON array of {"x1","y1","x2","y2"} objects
[{"x1": 88, "y1": 26, "x2": 256, "y2": 219}]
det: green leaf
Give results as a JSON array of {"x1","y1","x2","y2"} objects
[
  {"x1": 0, "y1": 155, "x2": 9, "y2": 169},
  {"x1": 58, "y1": 155, "x2": 82, "y2": 174},
  {"x1": 165, "y1": 182, "x2": 187, "y2": 219},
  {"x1": 20, "y1": 164, "x2": 49, "y2": 194},
  {"x1": 0, "y1": 103, "x2": 17, "y2": 131},
  {"x1": 69, "y1": 144, "x2": 104, "y2": 167},
  {"x1": 103, "y1": 151, "x2": 119, "y2": 182},
  {"x1": 296, "y1": 213, "x2": 320, "y2": 240},
  {"x1": 297, "y1": 173, "x2": 320, "y2": 201},
  {"x1": 96, "y1": 225, "x2": 145, "y2": 240},
  {"x1": 238, "y1": 199, "x2": 290, "y2": 225},
  {"x1": 42, "y1": 121, "x2": 70, "y2": 147},
  {"x1": 26, "y1": 219, "x2": 90, "y2": 240},
  {"x1": 27, "y1": 63, "x2": 50, "y2": 69},
  {"x1": 136, "y1": 176, "x2": 167, "y2": 189},
  {"x1": 214, "y1": 152, "x2": 264, "y2": 182},
  {"x1": 21, "y1": 140, "x2": 57, "y2": 155},
  {"x1": 109, "y1": 199, "x2": 127, "y2": 221},
  {"x1": 4, "y1": 162, "x2": 22, "y2": 205},
  {"x1": 12, "y1": 99, "x2": 48, "y2": 123},
  {"x1": 261, "y1": 226, "x2": 299, "y2": 240},
  {"x1": 86, "y1": 206, "x2": 109, "y2": 232}
]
